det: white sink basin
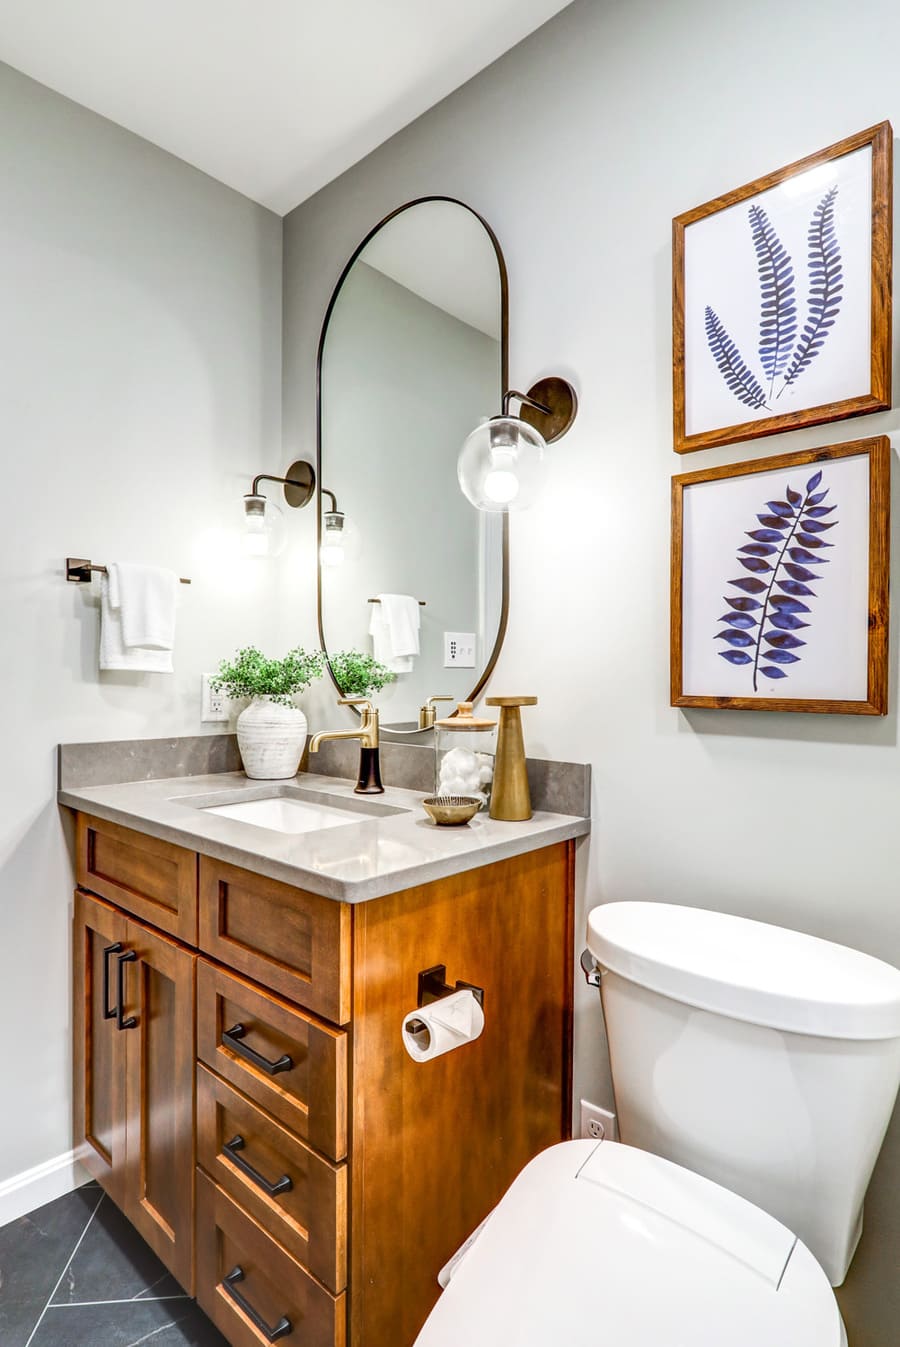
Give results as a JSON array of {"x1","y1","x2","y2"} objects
[
  {"x1": 203, "y1": 797, "x2": 368, "y2": 834},
  {"x1": 188, "y1": 786, "x2": 409, "y2": 835}
]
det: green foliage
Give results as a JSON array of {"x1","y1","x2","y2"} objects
[
  {"x1": 211, "y1": 646, "x2": 324, "y2": 706},
  {"x1": 328, "y1": 650, "x2": 395, "y2": 698}
]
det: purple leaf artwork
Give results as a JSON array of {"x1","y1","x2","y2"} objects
[{"x1": 715, "y1": 470, "x2": 838, "y2": 690}]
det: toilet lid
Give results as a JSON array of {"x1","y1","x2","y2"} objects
[{"x1": 415, "y1": 1141, "x2": 842, "y2": 1347}]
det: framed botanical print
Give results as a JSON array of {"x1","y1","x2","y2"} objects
[
  {"x1": 673, "y1": 123, "x2": 892, "y2": 453},
  {"x1": 671, "y1": 437, "x2": 889, "y2": 714}
]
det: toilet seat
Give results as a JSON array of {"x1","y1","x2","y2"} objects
[{"x1": 414, "y1": 1140, "x2": 844, "y2": 1347}]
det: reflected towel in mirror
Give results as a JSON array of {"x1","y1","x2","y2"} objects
[{"x1": 369, "y1": 593, "x2": 420, "y2": 673}]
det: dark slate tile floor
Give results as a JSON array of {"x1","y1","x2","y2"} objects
[{"x1": 0, "y1": 1182, "x2": 228, "y2": 1347}]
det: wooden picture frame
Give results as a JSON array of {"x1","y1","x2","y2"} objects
[
  {"x1": 673, "y1": 123, "x2": 892, "y2": 454},
  {"x1": 671, "y1": 436, "x2": 889, "y2": 714}
]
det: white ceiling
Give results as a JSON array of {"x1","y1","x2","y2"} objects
[{"x1": 0, "y1": 0, "x2": 572, "y2": 215}]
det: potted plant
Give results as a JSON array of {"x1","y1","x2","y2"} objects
[
  {"x1": 328, "y1": 650, "x2": 395, "y2": 699},
  {"x1": 212, "y1": 646, "x2": 324, "y2": 780}
]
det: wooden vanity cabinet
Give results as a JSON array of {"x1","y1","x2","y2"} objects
[{"x1": 72, "y1": 812, "x2": 574, "y2": 1347}]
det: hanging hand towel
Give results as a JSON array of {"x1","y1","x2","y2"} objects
[
  {"x1": 369, "y1": 593, "x2": 420, "y2": 673},
  {"x1": 100, "y1": 563, "x2": 177, "y2": 673}
]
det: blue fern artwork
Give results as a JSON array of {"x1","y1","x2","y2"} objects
[
  {"x1": 706, "y1": 188, "x2": 842, "y2": 409},
  {"x1": 715, "y1": 470, "x2": 838, "y2": 690}
]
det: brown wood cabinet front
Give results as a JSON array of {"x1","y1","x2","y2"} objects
[
  {"x1": 73, "y1": 889, "x2": 128, "y2": 1207},
  {"x1": 74, "y1": 814, "x2": 575, "y2": 1347},
  {"x1": 73, "y1": 888, "x2": 196, "y2": 1292},
  {"x1": 199, "y1": 856, "x2": 351, "y2": 1024},
  {"x1": 196, "y1": 1172, "x2": 346, "y2": 1347},
  {"x1": 76, "y1": 813, "x2": 198, "y2": 943}
]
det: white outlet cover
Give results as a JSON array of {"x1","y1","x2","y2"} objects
[
  {"x1": 579, "y1": 1099, "x2": 618, "y2": 1143},
  {"x1": 201, "y1": 673, "x2": 229, "y2": 723}
]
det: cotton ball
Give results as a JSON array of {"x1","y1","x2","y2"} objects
[{"x1": 477, "y1": 762, "x2": 494, "y2": 786}]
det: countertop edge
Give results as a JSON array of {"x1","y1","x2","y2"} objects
[{"x1": 58, "y1": 786, "x2": 591, "y2": 903}]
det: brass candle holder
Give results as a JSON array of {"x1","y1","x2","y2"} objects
[{"x1": 485, "y1": 696, "x2": 537, "y2": 821}]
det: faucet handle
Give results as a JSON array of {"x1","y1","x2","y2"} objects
[{"x1": 338, "y1": 697, "x2": 372, "y2": 708}]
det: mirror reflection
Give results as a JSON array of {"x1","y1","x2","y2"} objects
[{"x1": 317, "y1": 198, "x2": 507, "y2": 733}]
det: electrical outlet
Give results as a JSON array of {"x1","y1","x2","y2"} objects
[
  {"x1": 443, "y1": 631, "x2": 476, "y2": 668},
  {"x1": 579, "y1": 1099, "x2": 618, "y2": 1142},
  {"x1": 201, "y1": 673, "x2": 229, "y2": 723}
]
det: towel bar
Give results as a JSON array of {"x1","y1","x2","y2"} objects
[
  {"x1": 368, "y1": 596, "x2": 425, "y2": 605},
  {"x1": 66, "y1": 558, "x2": 191, "y2": 585}
]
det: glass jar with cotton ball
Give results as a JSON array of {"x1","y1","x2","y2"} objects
[{"x1": 433, "y1": 702, "x2": 497, "y2": 811}]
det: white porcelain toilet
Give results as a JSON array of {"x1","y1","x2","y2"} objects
[{"x1": 415, "y1": 902, "x2": 900, "y2": 1347}]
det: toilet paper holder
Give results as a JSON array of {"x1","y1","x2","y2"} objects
[{"x1": 417, "y1": 964, "x2": 485, "y2": 1011}]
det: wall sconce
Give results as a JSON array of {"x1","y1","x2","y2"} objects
[
  {"x1": 457, "y1": 377, "x2": 577, "y2": 512},
  {"x1": 242, "y1": 461, "x2": 316, "y2": 558},
  {"x1": 320, "y1": 488, "x2": 346, "y2": 567}
]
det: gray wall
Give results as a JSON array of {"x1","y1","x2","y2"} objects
[
  {"x1": 282, "y1": 2, "x2": 900, "y2": 1341},
  {"x1": 0, "y1": 64, "x2": 285, "y2": 1183},
  {"x1": 320, "y1": 261, "x2": 498, "y2": 722}
]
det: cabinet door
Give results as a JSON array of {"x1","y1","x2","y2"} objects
[
  {"x1": 119, "y1": 916, "x2": 196, "y2": 1292},
  {"x1": 73, "y1": 890, "x2": 128, "y2": 1207}
]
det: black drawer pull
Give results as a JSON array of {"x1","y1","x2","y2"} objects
[
  {"x1": 102, "y1": 943, "x2": 122, "y2": 1020},
  {"x1": 116, "y1": 950, "x2": 137, "y2": 1030},
  {"x1": 222, "y1": 1265, "x2": 292, "y2": 1341},
  {"x1": 222, "y1": 1023, "x2": 293, "y2": 1076},
  {"x1": 223, "y1": 1135, "x2": 293, "y2": 1198}
]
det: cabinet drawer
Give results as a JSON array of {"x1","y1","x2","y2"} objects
[
  {"x1": 197, "y1": 1066, "x2": 346, "y2": 1292},
  {"x1": 76, "y1": 814, "x2": 197, "y2": 944},
  {"x1": 199, "y1": 857, "x2": 351, "y2": 1024},
  {"x1": 197, "y1": 960, "x2": 347, "y2": 1161},
  {"x1": 196, "y1": 1171, "x2": 346, "y2": 1347}
]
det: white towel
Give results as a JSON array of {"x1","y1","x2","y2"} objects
[
  {"x1": 100, "y1": 563, "x2": 177, "y2": 673},
  {"x1": 369, "y1": 593, "x2": 420, "y2": 673}
]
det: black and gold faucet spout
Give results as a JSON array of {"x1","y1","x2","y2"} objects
[{"x1": 308, "y1": 698, "x2": 384, "y2": 794}]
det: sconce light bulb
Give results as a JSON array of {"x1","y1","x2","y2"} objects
[
  {"x1": 457, "y1": 415, "x2": 547, "y2": 513},
  {"x1": 483, "y1": 468, "x2": 520, "y2": 504},
  {"x1": 320, "y1": 509, "x2": 346, "y2": 568},
  {"x1": 241, "y1": 493, "x2": 286, "y2": 559}
]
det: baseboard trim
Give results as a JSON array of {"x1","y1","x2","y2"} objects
[{"x1": 0, "y1": 1150, "x2": 91, "y2": 1229}]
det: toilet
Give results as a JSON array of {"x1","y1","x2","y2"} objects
[{"x1": 415, "y1": 902, "x2": 900, "y2": 1346}]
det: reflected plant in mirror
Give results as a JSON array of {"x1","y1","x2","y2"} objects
[
  {"x1": 328, "y1": 650, "x2": 395, "y2": 699},
  {"x1": 317, "y1": 197, "x2": 508, "y2": 734}
]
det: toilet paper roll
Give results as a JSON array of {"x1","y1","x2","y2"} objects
[{"x1": 401, "y1": 988, "x2": 485, "y2": 1062}]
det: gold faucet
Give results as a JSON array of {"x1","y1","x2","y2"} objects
[{"x1": 309, "y1": 698, "x2": 383, "y2": 793}]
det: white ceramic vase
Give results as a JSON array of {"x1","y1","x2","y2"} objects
[{"x1": 236, "y1": 697, "x2": 308, "y2": 780}]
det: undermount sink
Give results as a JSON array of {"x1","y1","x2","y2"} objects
[{"x1": 180, "y1": 784, "x2": 409, "y2": 835}]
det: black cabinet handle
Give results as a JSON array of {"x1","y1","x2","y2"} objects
[
  {"x1": 102, "y1": 943, "x2": 122, "y2": 1020},
  {"x1": 222, "y1": 1266, "x2": 292, "y2": 1341},
  {"x1": 116, "y1": 950, "x2": 137, "y2": 1030},
  {"x1": 223, "y1": 1136, "x2": 293, "y2": 1198},
  {"x1": 222, "y1": 1023, "x2": 293, "y2": 1076}
]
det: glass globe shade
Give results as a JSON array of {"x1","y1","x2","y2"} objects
[
  {"x1": 241, "y1": 494, "x2": 286, "y2": 559},
  {"x1": 457, "y1": 416, "x2": 548, "y2": 512}
]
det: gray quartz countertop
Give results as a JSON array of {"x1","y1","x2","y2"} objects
[{"x1": 59, "y1": 771, "x2": 590, "y2": 902}]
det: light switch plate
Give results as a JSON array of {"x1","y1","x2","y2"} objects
[{"x1": 443, "y1": 632, "x2": 476, "y2": 668}]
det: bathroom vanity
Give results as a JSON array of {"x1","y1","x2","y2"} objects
[{"x1": 63, "y1": 767, "x2": 588, "y2": 1347}]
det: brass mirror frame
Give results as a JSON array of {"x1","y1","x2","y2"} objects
[{"x1": 315, "y1": 195, "x2": 510, "y2": 726}]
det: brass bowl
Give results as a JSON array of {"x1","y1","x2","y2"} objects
[{"x1": 422, "y1": 795, "x2": 481, "y2": 826}]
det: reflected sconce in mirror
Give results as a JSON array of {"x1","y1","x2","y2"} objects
[
  {"x1": 320, "y1": 489, "x2": 346, "y2": 567},
  {"x1": 242, "y1": 460, "x2": 316, "y2": 558},
  {"x1": 457, "y1": 376, "x2": 577, "y2": 512}
]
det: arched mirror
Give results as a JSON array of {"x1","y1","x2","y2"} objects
[{"x1": 317, "y1": 197, "x2": 508, "y2": 734}]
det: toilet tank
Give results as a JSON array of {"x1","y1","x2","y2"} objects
[{"x1": 586, "y1": 902, "x2": 900, "y2": 1287}]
